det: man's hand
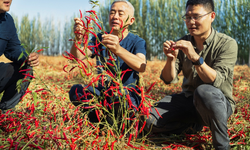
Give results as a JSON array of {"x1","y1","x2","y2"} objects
[
  {"x1": 27, "y1": 53, "x2": 39, "y2": 67},
  {"x1": 163, "y1": 40, "x2": 179, "y2": 60},
  {"x1": 73, "y1": 18, "x2": 84, "y2": 41},
  {"x1": 173, "y1": 40, "x2": 200, "y2": 62},
  {"x1": 101, "y1": 34, "x2": 121, "y2": 54}
]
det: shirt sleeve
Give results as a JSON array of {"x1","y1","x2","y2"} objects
[
  {"x1": 134, "y1": 38, "x2": 147, "y2": 56},
  {"x1": 4, "y1": 33, "x2": 27, "y2": 64},
  {"x1": 3, "y1": 14, "x2": 27, "y2": 64},
  {"x1": 160, "y1": 53, "x2": 181, "y2": 84},
  {"x1": 159, "y1": 36, "x2": 187, "y2": 85},
  {"x1": 212, "y1": 39, "x2": 238, "y2": 87}
]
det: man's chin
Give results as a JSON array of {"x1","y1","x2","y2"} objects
[
  {"x1": 0, "y1": 9, "x2": 8, "y2": 13},
  {"x1": 189, "y1": 30, "x2": 198, "y2": 36},
  {"x1": 110, "y1": 26, "x2": 120, "y2": 30}
]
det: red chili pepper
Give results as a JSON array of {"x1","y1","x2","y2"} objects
[
  {"x1": 106, "y1": 70, "x2": 115, "y2": 78},
  {"x1": 74, "y1": 43, "x2": 86, "y2": 56},
  {"x1": 22, "y1": 73, "x2": 35, "y2": 79},
  {"x1": 79, "y1": 10, "x2": 83, "y2": 19},
  {"x1": 53, "y1": 112, "x2": 57, "y2": 122},
  {"x1": 119, "y1": 28, "x2": 126, "y2": 42},
  {"x1": 35, "y1": 88, "x2": 44, "y2": 93},
  {"x1": 29, "y1": 132, "x2": 36, "y2": 138},
  {"x1": 127, "y1": 143, "x2": 141, "y2": 149},
  {"x1": 63, "y1": 65, "x2": 68, "y2": 73},
  {"x1": 120, "y1": 19, "x2": 123, "y2": 29},
  {"x1": 128, "y1": 134, "x2": 133, "y2": 144},
  {"x1": 120, "y1": 69, "x2": 132, "y2": 80},
  {"x1": 86, "y1": 10, "x2": 98, "y2": 19},
  {"x1": 37, "y1": 49, "x2": 43, "y2": 53},
  {"x1": 145, "y1": 82, "x2": 156, "y2": 94},
  {"x1": 111, "y1": 140, "x2": 117, "y2": 150},
  {"x1": 119, "y1": 123, "x2": 125, "y2": 139},
  {"x1": 110, "y1": 27, "x2": 114, "y2": 34},
  {"x1": 35, "y1": 120, "x2": 39, "y2": 128},
  {"x1": 80, "y1": 63, "x2": 92, "y2": 76},
  {"x1": 139, "y1": 121, "x2": 146, "y2": 133},
  {"x1": 88, "y1": 30, "x2": 98, "y2": 38},
  {"x1": 68, "y1": 66, "x2": 75, "y2": 72},
  {"x1": 62, "y1": 54, "x2": 74, "y2": 60},
  {"x1": 83, "y1": 106, "x2": 95, "y2": 109},
  {"x1": 155, "y1": 108, "x2": 163, "y2": 118},
  {"x1": 108, "y1": 55, "x2": 115, "y2": 61},
  {"x1": 19, "y1": 68, "x2": 31, "y2": 72},
  {"x1": 95, "y1": 110, "x2": 100, "y2": 122},
  {"x1": 94, "y1": 21, "x2": 102, "y2": 30},
  {"x1": 106, "y1": 62, "x2": 114, "y2": 66},
  {"x1": 88, "y1": 122, "x2": 96, "y2": 129}
]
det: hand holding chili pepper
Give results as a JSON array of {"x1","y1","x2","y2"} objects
[
  {"x1": 173, "y1": 40, "x2": 200, "y2": 62},
  {"x1": 101, "y1": 34, "x2": 121, "y2": 54},
  {"x1": 73, "y1": 18, "x2": 85, "y2": 41},
  {"x1": 27, "y1": 53, "x2": 39, "y2": 67},
  {"x1": 163, "y1": 40, "x2": 179, "y2": 59}
]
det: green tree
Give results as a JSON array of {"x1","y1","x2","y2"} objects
[
  {"x1": 19, "y1": 15, "x2": 32, "y2": 51},
  {"x1": 10, "y1": 0, "x2": 250, "y2": 65}
]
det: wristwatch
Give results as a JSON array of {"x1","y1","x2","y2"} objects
[{"x1": 192, "y1": 56, "x2": 204, "y2": 65}]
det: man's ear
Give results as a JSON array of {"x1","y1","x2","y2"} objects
[
  {"x1": 211, "y1": 11, "x2": 216, "y2": 23},
  {"x1": 129, "y1": 17, "x2": 135, "y2": 25}
]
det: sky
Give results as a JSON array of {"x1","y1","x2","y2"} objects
[{"x1": 9, "y1": 0, "x2": 105, "y2": 24}]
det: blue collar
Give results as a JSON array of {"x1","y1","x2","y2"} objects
[{"x1": 0, "y1": 12, "x2": 6, "y2": 20}]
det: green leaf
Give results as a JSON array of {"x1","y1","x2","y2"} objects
[
  {"x1": 32, "y1": 91, "x2": 38, "y2": 105},
  {"x1": 16, "y1": 79, "x2": 23, "y2": 93},
  {"x1": 19, "y1": 62, "x2": 26, "y2": 69},
  {"x1": 17, "y1": 52, "x2": 24, "y2": 61}
]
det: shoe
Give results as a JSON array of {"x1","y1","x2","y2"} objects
[{"x1": 185, "y1": 123, "x2": 203, "y2": 134}]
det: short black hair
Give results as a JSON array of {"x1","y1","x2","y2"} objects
[{"x1": 186, "y1": 0, "x2": 214, "y2": 11}]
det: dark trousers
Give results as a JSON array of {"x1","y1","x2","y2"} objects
[
  {"x1": 0, "y1": 62, "x2": 31, "y2": 111},
  {"x1": 69, "y1": 84, "x2": 141, "y2": 108},
  {"x1": 145, "y1": 84, "x2": 232, "y2": 150},
  {"x1": 69, "y1": 84, "x2": 141, "y2": 122}
]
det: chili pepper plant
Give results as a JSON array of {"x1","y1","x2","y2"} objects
[{"x1": 61, "y1": 5, "x2": 158, "y2": 149}]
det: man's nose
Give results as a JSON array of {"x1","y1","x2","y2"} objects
[
  {"x1": 113, "y1": 12, "x2": 119, "y2": 19},
  {"x1": 188, "y1": 18, "x2": 196, "y2": 24}
]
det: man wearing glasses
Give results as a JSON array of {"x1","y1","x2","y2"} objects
[{"x1": 144, "y1": 0, "x2": 237, "y2": 149}]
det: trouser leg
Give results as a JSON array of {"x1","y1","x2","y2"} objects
[
  {"x1": 194, "y1": 84, "x2": 232, "y2": 150},
  {"x1": 145, "y1": 93, "x2": 203, "y2": 134},
  {"x1": 69, "y1": 84, "x2": 141, "y2": 123},
  {"x1": 68, "y1": 84, "x2": 97, "y2": 106},
  {"x1": 0, "y1": 63, "x2": 32, "y2": 111},
  {"x1": 69, "y1": 84, "x2": 102, "y2": 122}
]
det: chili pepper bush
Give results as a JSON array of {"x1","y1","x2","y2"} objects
[{"x1": 0, "y1": 8, "x2": 250, "y2": 150}]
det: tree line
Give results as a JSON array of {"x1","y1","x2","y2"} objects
[
  {"x1": 11, "y1": 0, "x2": 250, "y2": 65},
  {"x1": 11, "y1": 14, "x2": 75, "y2": 56}
]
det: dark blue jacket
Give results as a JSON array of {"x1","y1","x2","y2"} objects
[{"x1": 0, "y1": 12, "x2": 26, "y2": 64}]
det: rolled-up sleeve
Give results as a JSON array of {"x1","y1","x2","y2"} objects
[
  {"x1": 212, "y1": 39, "x2": 238, "y2": 87},
  {"x1": 160, "y1": 55, "x2": 181, "y2": 84}
]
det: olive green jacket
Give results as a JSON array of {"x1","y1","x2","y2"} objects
[{"x1": 161, "y1": 28, "x2": 238, "y2": 112}]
